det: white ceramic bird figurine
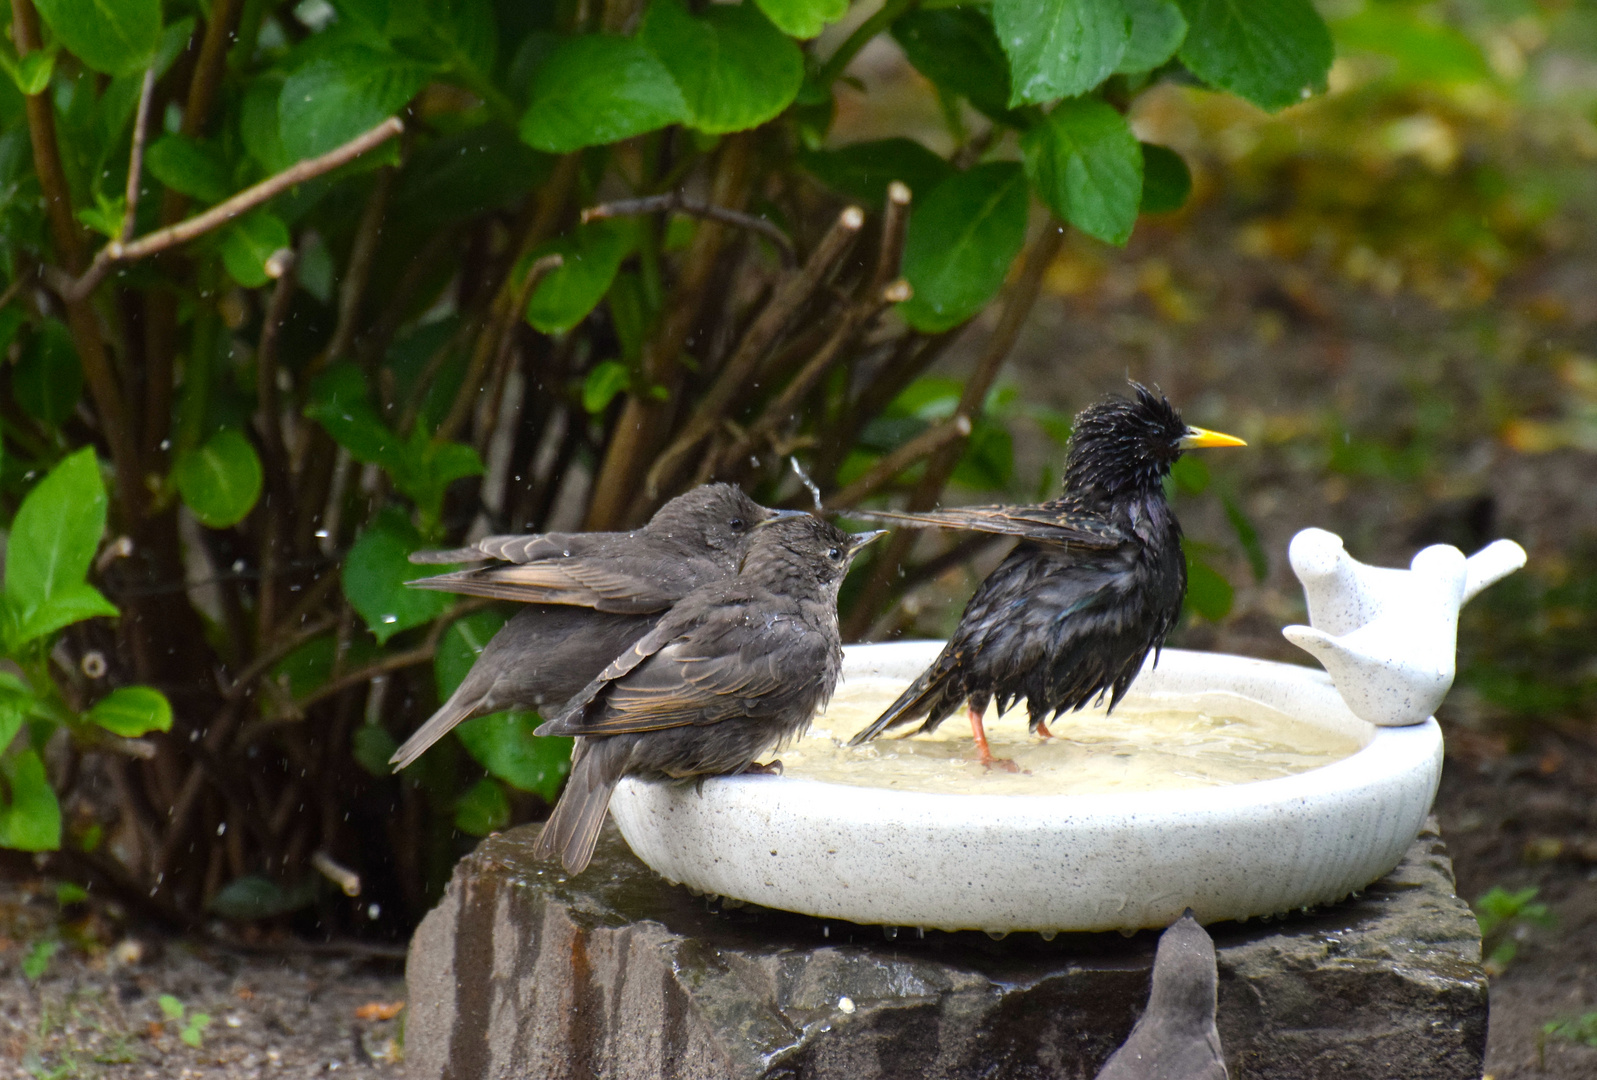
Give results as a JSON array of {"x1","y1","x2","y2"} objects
[{"x1": 1282, "y1": 528, "x2": 1526, "y2": 726}]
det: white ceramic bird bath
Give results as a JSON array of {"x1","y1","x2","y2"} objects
[{"x1": 608, "y1": 641, "x2": 1442, "y2": 933}]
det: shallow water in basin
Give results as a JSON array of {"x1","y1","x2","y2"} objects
[{"x1": 781, "y1": 677, "x2": 1365, "y2": 796}]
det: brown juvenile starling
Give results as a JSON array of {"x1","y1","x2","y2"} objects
[
  {"x1": 1095, "y1": 910, "x2": 1227, "y2": 1080},
  {"x1": 532, "y1": 516, "x2": 883, "y2": 874},
  {"x1": 848, "y1": 383, "x2": 1245, "y2": 767}
]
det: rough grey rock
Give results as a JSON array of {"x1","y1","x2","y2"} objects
[{"x1": 406, "y1": 817, "x2": 1484, "y2": 1080}]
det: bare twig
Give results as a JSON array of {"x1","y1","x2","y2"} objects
[
  {"x1": 583, "y1": 192, "x2": 796, "y2": 266},
  {"x1": 55, "y1": 118, "x2": 404, "y2": 302},
  {"x1": 311, "y1": 850, "x2": 361, "y2": 896},
  {"x1": 644, "y1": 204, "x2": 865, "y2": 497},
  {"x1": 121, "y1": 67, "x2": 158, "y2": 244},
  {"x1": 870, "y1": 181, "x2": 912, "y2": 295},
  {"x1": 316, "y1": 165, "x2": 393, "y2": 371},
  {"x1": 255, "y1": 249, "x2": 298, "y2": 640},
  {"x1": 223, "y1": 613, "x2": 338, "y2": 701},
  {"x1": 824, "y1": 415, "x2": 971, "y2": 511}
]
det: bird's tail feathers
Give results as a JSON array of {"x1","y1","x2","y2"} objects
[
  {"x1": 389, "y1": 691, "x2": 481, "y2": 772},
  {"x1": 535, "y1": 739, "x2": 630, "y2": 874},
  {"x1": 847, "y1": 661, "x2": 956, "y2": 745}
]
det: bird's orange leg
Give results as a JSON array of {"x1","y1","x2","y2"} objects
[
  {"x1": 1034, "y1": 717, "x2": 1054, "y2": 740},
  {"x1": 969, "y1": 706, "x2": 1019, "y2": 772}
]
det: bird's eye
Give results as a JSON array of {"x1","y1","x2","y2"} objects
[
  {"x1": 729, "y1": 517, "x2": 745, "y2": 531},
  {"x1": 827, "y1": 547, "x2": 842, "y2": 561}
]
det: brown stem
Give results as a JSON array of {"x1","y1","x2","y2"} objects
[
  {"x1": 255, "y1": 249, "x2": 298, "y2": 640},
  {"x1": 182, "y1": 0, "x2": 242, "y2": 140},
  {"x1": 586, "y1": 133, "x2": 754, "y2": 530},
  {"x1": 122, "y1": 67, "x2": 158, "y2": 243},
  {"x1": 56, "y1": 118, "x2": 405, "y2": 301},
  {"x1": 823, "y1": 415, "x2": 971, "y2": 511},
  {"x1": 844, "y1": 221, "x2": 1065, "y2": 639},
  {"x1": 435, "y1": 253, "x2": 563, "y2": 444},
  {"x1": 317, "y1": 165, "x2": 394, "y2": 372},
  {"x1": 225, "y1": 613, "x2": 339, "y2": 702},
  {"x1": 869, "y1": 181, "x2": 912, "y2": 295},
  {"x1": 583, "y1": 192, "x2": 796, "y2": 267},
  {"x1": 644, "y1": 204, "x2": 865, "y2": 498}
]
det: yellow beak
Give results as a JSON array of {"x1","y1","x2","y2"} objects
[{"x1": 1178, "y1": 425, "x2": 1247, "y2": 450}]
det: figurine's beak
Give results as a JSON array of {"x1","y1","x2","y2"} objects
[{"x1": 1179, "y1": 426, "x2": 1247, "y2": 449}]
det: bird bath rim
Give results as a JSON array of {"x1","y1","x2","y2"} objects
[{"x1": 608, "y1": 641, "x2": 1443, "y2": 933}]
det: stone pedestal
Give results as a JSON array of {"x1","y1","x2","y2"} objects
[{"x1": 406, "y1": 817, "x2": 1485, "y2": 1080}]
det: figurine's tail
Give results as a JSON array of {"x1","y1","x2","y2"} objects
[{"x1": 1463, "y1": 539, "x2": 1527, "y2": 604}]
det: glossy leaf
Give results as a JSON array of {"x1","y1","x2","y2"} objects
[
  {"x1": 4, "y1": 448, "x2": 117, "y2": 648},
  {"x1": 1117, "y1": 0, "x2": 1186, "y2": 74},
  {"x1": 145, "y1": 135, "x2": 232, "y2": 204},
  {"x1": 220, "y1": 211, "x2": 292, "y2": 289},
  {"x1": 899, "y1": 162, "x2": 1029, "y2": 332},
  {"x1": 456, "y1": 712, "x2": 572, "y2": 802},
  {"x1": 1176, "y1": 0, "x2": 1333, "y2": 112},
  {"x1": 1222, "y1": 491, "x2": 1268, "y2": 582},
  {"x1": 639, "y1": 0, "x2": 804, "y2": 135},
  {"x1": 33, "y1": 0, "x2": 160, "y2": 76},
  {"x1": 1183, "y1": 547, "x2": 1233, "y2": 622},
  {"x1": 1022, "y1": 98, "x2": 1142, "y2": 245},
  {"x1": 1140, "y1": 142, "x2": 1191, "y2": 213},
  {"x1": 798, "y1": 138, "x2": 954, "y2": 208},
  {"x1": 208, "y1": 875, "x2": 315, "y2": 919},
  {"x1": 435, "y1": 609, "x2": 507, "y2": 697},
  {"x1": 0, "y1": 673, "x2": 30, "y2": 755},
  {"x1": 87, "y1": 686, "x2": 174, "y2": 738},
  {"x1": 526, "y1": 221, "x2": 636, "y2": 335},
  {"x1": 173, "y1": 429, "x2": 265, "y2": 529},
  {"x1": 755, "y1": 0, "x2": 848, "y2": 39},
  {"x1": 892, "y1": 8, "x2": 1012, "y2": 119},
  {"x1": 1331, "y1": 8, "x2": 1492, "y2": 85},
  {"x1": 342, "y1": 508, "x2": 456, "y2": 644},
  {"x1": 993, "y1": 0, "x2": 1129, "y2": 105},
  {"x1": 14, "y1": 319, "x2": 82, "y2": 426},
  {"x1": 582, "y1": 360, "x2": 631, "y2": 415},
  {"x1": 352, "y1": 723, "x2": 400, "y2": 776},
  {"x1": 453, "y1": 777, "x2": 510, "y2": 835},
  {"x1": 519, "y1": 35, "x2": 686, "y2": 153},
  {"x1": 279, "y1": 46, "x2": 432, "y2": 161},
  {"x1": 241, "y1": 75, "x2": 293, "y2": 173},
  {"x1": 0, "y1": 750, "x2": 60, "y2": 851},
  {"x1": 12, "y1": 52, "x2": 54, "y2": 95}
]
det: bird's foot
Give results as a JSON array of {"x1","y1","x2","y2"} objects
[
  {"x1": 979, "y1": 753, "x2": 1022, "y2": 774},
  {"x1": 745, "y1": 760, "x2": 784, "y2": 776},
  {"x1": 1033, "y1": 718, "x2": 1054, "y2": 740},
  {"x1": 967, "y1": 707, "x2": 1021, "y2": 772}
]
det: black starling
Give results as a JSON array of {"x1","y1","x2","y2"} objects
[
  {"x1": 388, "y1": 485, "x2": 803, "y2": 771},
  {"x1": 847, "y1": 383, "x2": 1245, "y2": 766},
  {"x1": 532, "y1": 516, "x2": 883, "y2": 874},
  {"x1": 1094, "y1": 910, "x2": 1227, "y2": 1080}
]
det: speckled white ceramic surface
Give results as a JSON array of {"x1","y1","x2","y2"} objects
[
  {"x1": 607, "y1": 642, "x2": 1443, "y2": 933},
  {"x1": 1283, "y1": 528, "x2": 1526, "y2": 727}
]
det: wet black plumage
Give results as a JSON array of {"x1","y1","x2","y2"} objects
[
  {"x1": 848, "y1": 383, "x2": 1244, "y2": 761},
  {"x1": 533, "y1": 516, "x2": 881, "y2": 874},
  {"x1": 1095, "y1": 910, "x2": 1227, "y2": 1080},
  {"x1": 388, "y1": 484, "x2": 801, "y2": 772}
]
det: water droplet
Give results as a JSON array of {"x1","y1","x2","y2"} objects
[
  {"x1": 837, "y1": 996, "x2": 855, "y2": 1014},
  {"x1": 1118, "y1": 927, "x2": 1137, "y2": 938},
  {"x1": 367, "y1": 904, "x2": 381, "y2": 920},
  {"x1": 882, "y1": 926, "x2": 897, "y2": 940},
  {"x1": 1039, "y1": 930, "x2": 1057, "y2": 942},
  {"x1": 985, "y1": 930, "x2": 1008, "y2": 941},
  {"x1": 381, "y1": 614, "x2": 398, "y2": 624},
  {"x1": 315, "y1": 529, "x2": 330, "y2": 539}
]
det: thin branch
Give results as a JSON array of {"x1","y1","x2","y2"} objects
[
  {"x1": 293, "y1": 598, "x2": 493, "y2": 712},
  {"x1": 870, "y1": 181, "x2": 912, "y2": 295},
  {"x1": 255, "y1": 248, "x2": 298, "y2": 641},
  {"x1": 644, "y1": 205, "x2": 865, "y2": 498},
  {"x1": 823, "y1": 415, "x2": 970, "y2": 511},
  {"x1": 584, "y1": 192, "x2": 796, "y2": 267},
  {"x1": 317, "y1": 164, "x2": 393, "y2": 371},
  {"x1": 224, "y1": 613, "x2": 338, "y2": 701},
  {"x1": 56, "y1": 117, "x2": 404, "y2": 302},
  {"x1": 121, "y1": 67, "x2": 157, "y2": 244}
]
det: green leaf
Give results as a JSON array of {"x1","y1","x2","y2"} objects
[
  {"x1": 4, "y1": 448, "x2": 117, "y2": 649},
  {"x1": 241, "y1": 74, "x2": 293, "y2": 174},
  {"x1": 454, "y1": 777, "x2": 510, "y2": 835},
  {"x1": 754, "y1": 0, "x2": 847, "y2": 40},
  {"x1": 208, "y1": 874, "x2": 315, "y2": 919},
  {"x1": 1022, "y1": 98, "x2": 1142, "y2": 245},
  {"x1": 638, "y1": 0, "x2": 804, "y2": 135},
  {"x1": 527, "y1": 221, "x2": 636, "y2": 335},
  {"x1": 1176, "y1": 0, "x2": 1332, "y2": 112},
  {"x1": 145, "y1": 135, "x2": 232, "y2": 205},
  {"x1": 1139, "y1": 142, "x2": 1191, "y2": 214},
  {"x1": 993, "y1": 0, "x2": 1129, "y2": 105},
  {"x1": 1331, "y1": 8, "x2": 1492, "y2": 86},
  {"x1": 86, "y1": 686, "x2": 174, "y2": 738},
  {"x1": 32, "y1": 0, "x2": 161, "y2": 76},
  {"x1": 13, "y1": 318, "x2": 82, "y2": 426},
  {"x1": 219, "y1": 211, "x2": 291, "y2": 289},
  {"x1": 352, "y1": 723, "x2": 400, "y2": 777},
  {"x1": 55, "y1": 882, "x2": 88, "y2": 905},
  {"x1": 342, "y1": 508, "x2": 455, "y2": 644},
  {"x1": 390, "y1": 124, "x2": 551, "y2": 231},
  {"x1": 23, "y1": 939, "x2": 59, "y2": 980},
  {"x1": 582, "y1": 360, "x2": 631, "y2": 415},
  {"x1": 13, "y1": 51, "x2": 54, "y2": 95},
  {"x1": 798, "y1": 138, "x2": 954, "y2": 208},
  {"x1": 899, "y1": 162, "x2": 1028, "y2": 333},
  {"x1": 180, "y1": 1014, "x2": 211, "y2": 1047},
  {"x1": 1117, "y1": 0, "x2": 1186, "y2": 74},
  {"x1": 0, "y1": 750, "x2": 61, "y2": 851},
  {"x1": 173, "y1": 429, "x2": 264, "y2": 528},
  {"x1": 519, "y1": 35, "x2": 686, "y2": 153},
  {"x1": 1183, "y1": 549, "x2": 1233, "y2": 622},
  {"x1": 891, "y1": 8, "x2": 1013, "y2": 119},
  {"x1": 0, "y1": 673, "x2": 33, "y2": 756},
  {"x1": 278, "y1": 46, "x2": 431, "y2": 161},
  {"x1": 1221, "y1": 491, "x2": 1268, "y2": 583},
  {"x1": 456, "y1": 712, "x2": 572, "y2": 801}
]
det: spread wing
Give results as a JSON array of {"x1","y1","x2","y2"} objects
[
  {"x1": 408, "y1": 531, "x2": 612, "y2": 565},
  {"x1": 847, "y1": 504, "x2": 1125, "y2": 549},
  {"x1": 537, "y1": 597, "x2": 831, "y2": 737},
  {"x1": 406, "y1": 556, "x2": 703, "y2": 612}
]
